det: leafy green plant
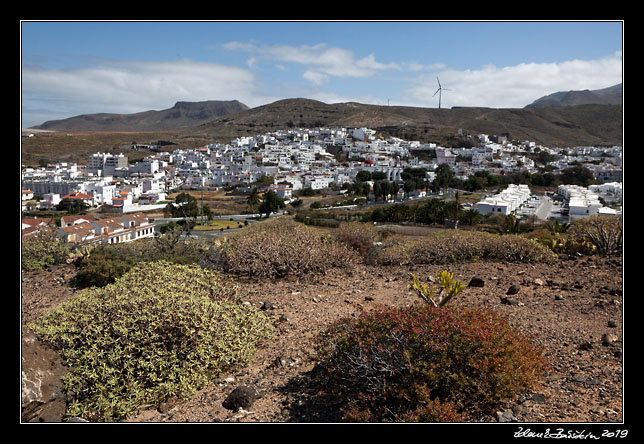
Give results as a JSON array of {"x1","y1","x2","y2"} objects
[
  {"x1": 71, "y1": 232, "x2": 206, "y2": 288},
  {"x1": 21, "y1": 232, "x2": 71, "y2": 271},
  {"x1": 66, "y1": 244, "x2": 95, "y2": 266},
  {"x1": 314, "y1": 304, "x2": 548, "y2": 422},
  {"x1": 409, "y1": 271, "x2": 464, "y2": 307},
  {"x1": 29, "y1": 261, "x2": 273, "y2": 421}
]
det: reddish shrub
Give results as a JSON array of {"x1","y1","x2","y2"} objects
[{"x1": 314, "y1": 304, "x2": 548, "y2": 422}]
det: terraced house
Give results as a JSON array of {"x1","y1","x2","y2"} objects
[{"x1": 55, "y1": 212, "x2": 155, "y2": 245}]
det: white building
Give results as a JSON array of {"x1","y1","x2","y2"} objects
[
  {"x1": 38, "y1": 193, "x2": 61, "y2": 210},
  {"x1": 305, "y1": 175, "x2": 334, "y2": 190},
  {"x1": 130, "y1": 158, "x2": 159, "y2": 175},
  {"x1": 589, "y1": 182, "x2": 622, "y2": 201},
  {"x1": 435, "y1": 147, "x2": 457, "y2": 167},
  {"x1": 475, "y1": 184, "x2": 532, "y2": 216},
  {"x1": 88, "y1": 152, "x2": 128, "y2": 175},
  {"x1": 558, "y1": 184, "x2": 618, "y2": 220}
]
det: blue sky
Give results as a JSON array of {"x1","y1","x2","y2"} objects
[{"x1": 21, "y1": 21, "x2": 623, "y2": 128}]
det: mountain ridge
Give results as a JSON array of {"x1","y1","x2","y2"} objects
[
  {"x1": 32, "y1": 100, "x2": 250, "y2": 132},
  {"x1": 525, "y1": 83, "x2": 622, "y2": 108},
  {"x1": 28, "y1": 96, "x2": 622, "y2": 148},
  {"x1": 192, "y1": 98, "x2": 622, "y2": 148}
]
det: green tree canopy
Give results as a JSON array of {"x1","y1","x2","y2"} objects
[{"x1": 356, "y1": 170, "x2": 372, "y2": 182}]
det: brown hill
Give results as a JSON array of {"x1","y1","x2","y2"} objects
[
  {"x1": 191, "y1": 98, "x2": 622, "y2": 148},
  {"x1": 32, "y1": 100, "x2": 249, "y2": 132},
  {"x1": 526, "y1": 83, "x2": 622, "y2": 108}
]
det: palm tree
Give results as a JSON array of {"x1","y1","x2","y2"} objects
[
  {"x1": 461, "y1": 208, "x2": 482, "y2": 226},
  {"x1": 546, "y1": 219, "x2": 571, "y2": 234},
  {"x1": 247, "y1": 187, "x2": 260, "y2": 208}
]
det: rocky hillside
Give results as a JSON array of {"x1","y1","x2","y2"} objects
[
  {"x1": 26, "y1": 97, "x2": 622, "y2": 148},
  {"x1": 525, "y1": 84, "x2": 622, "y2": 108},
  {"x1": 32, "y1": 100, "x2": 249, "y2": 132},
  {"x1": 21, "y1": 254, "x2": 623, "y2": 424},
  {"x1": 191, "y1": 98, "x2": 622, "y2": 148}
]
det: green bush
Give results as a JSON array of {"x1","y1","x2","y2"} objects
[
  {"x1": 29, "y1": 261, "x2": 273, "y2": 421},
  {"x1": 205, "y1": 219, "x2": 359, "y2": 279},
  {"x1": 314, "y1": 304, "x2": 548, "y2": 422},
  {"x1": 70, "y1": 243, "x2": 141, "y2": 288},
  {"x1": 377, "y1": 229, "x2": 557, "y2": 265},
  {"x1": 21, "y1": 232, "x2": 71, "y2": 271},
  {"x1": 71, "y1": 232, "x2": 205, "y2": 288}
]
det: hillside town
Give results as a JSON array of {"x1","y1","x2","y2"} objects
[{"x1": 21, "y1": 126, "x2": 622, "y2": 243}]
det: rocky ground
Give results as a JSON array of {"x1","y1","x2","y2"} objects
[{"x1": 21, "y1": 254, "x2": 624, "y2": 424}]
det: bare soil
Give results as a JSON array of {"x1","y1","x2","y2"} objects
[{"x1": 21, "y1": 254, "x2": 624, "y2": 424}]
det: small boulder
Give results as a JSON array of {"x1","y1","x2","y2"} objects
[
  {"x1": 496, "y1": 409, "x2": 518, "y2": 422},
  {"x1": 506, "y1": 284, "x2": 521, "y2": 295},
  {"x1": 21, "y1": 326, "x2": 68, "y2": 422},
  {"x1": 222, "y1": 386, "x2": 259, "y2": 412},
  {"x1": 468, "y1": 277, "x2": 485, "y2": 287},
  {"x1": 601, "y1": 333, "x2": 619, "y2": 346}
]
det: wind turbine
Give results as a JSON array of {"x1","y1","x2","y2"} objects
[{"x1": 433, "y1": 77, "x2": 451, "y2": 109}]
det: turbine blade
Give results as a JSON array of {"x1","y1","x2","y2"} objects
[
  {"x1": 436, "y1": 76, "x2": 441, "y2": 88},
  {"x1": 433, "y1": 88, "x2": 440, "y2": 97}
]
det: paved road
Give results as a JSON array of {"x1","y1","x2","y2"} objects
[{"x1": 535, "y1": 196, "x2": 553, "y2": 220}]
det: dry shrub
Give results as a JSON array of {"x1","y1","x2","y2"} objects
[
  {"x1": 377, "y1": 229, "x2": 557, "y2": 265},
  {"x1": 209, "y1": 219, "x2": 360, "y2": 279},
  {"x1": 568, "y1": 216, "x2": 622, "y2": 256},
  {"x1": 335, "y1": 222, "x2": 379, "y2": 260},
  {"x1": 485, "y1": 234, "x2": 558, "y2": 263}
]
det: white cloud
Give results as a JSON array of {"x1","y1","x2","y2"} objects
[
  {"x1": 303, "y1": 70, "x2": 329, "y2": 86},
  {"x1": 22, "y1": 60, "x2": 284, "y2": 126},
  {"x1": 224, "y1": 42, "x2": 399, "y2": 84},
  {"x1": 21, "y1": 59, "x2": 272, "y2": 125},
  {"x1": 402, "y1": 52, "x2": 623, "y2": 109}
]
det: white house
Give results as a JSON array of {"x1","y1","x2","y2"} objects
[
  {"x1": 568, "y1": 196, "x2": 603, "y2": 219},
  {"x1": 304, "y1": 175, "x2": 334, "y2": 190},
  {"x1": 22, "y1": 187, "x2": 34, "y2": 201},
  {"x1": 475, "y1": 184, "x2": 531, "y2": 216},
  {"x1": 267, "y1": 185, "x2": 293, "y2": 200},
  {"x1": 86, "y1": 212, "x2": 155, "y2": 245},
  {"x1": 60, "y1": 214, "x2": 98, "y2": 227},
  {"x1": 475, "y1": 197, "x2": 513, "y2": 215},
  {"x1": 57, "y1": 222, "x2": 96, "y2": 243}
]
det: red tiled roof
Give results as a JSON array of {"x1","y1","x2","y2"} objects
[
  {"x1": 61, "y1": 214, "x2": 97, "y2": 224},
  {"x1": 22, "y1": 225, "x2": 56, "y2": 238},
  {"x1": 62, "y1": 192, "x2": 93, "y2": 200},
  {"x1": 22, "y1": 217, "x2": 56, "y2": 228}
]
